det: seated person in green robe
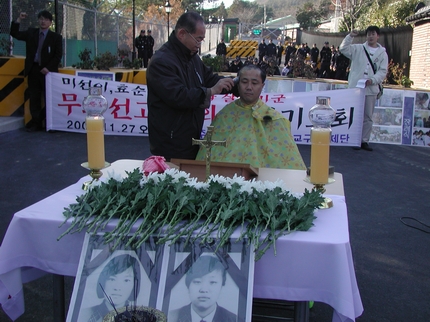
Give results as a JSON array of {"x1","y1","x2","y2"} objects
[{"x1": 196, "y1": 64, "x2": 305, "y2": 169}]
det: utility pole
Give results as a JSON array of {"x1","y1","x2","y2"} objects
[
  {"x1": 132, "y1": 0, "x2": 136, "y2": 60},
  {"x1": 263, "y1": 5, "x2": 267, "y2": 37}
]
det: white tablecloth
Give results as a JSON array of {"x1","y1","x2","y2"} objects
[{"x1": 0, "y1": 160, "x2": 362, "y2": 321}]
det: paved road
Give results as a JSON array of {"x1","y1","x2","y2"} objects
[{"x1": 1, "y1": 128, "x2": 430, "y2": 321}]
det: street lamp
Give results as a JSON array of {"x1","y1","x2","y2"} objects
[
  {"x1": 208, "y1": 15, "x2": 213, "y2": 50},
  {"x1": 164, "y1": 0, "x2": 172, "y2": 39},
  {"x1": 217, "y1": 16, "x2": 224, "y2": 44}
]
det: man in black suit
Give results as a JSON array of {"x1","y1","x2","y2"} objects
[
  {"x1": 10, "y1": 10, "x2": 63, "y2": 132},
  {"x1": 216, "y1": 39, "x2": 227, "y2": 56},
  {"x1": 146, "y1": 29, "x2": 155, "y2": 67},
  {"x1": 258, "y1": 38, "x2": 266, "y2": 63},
  {"x1": 135, "y1": 30, "x2": 147, "y2": 67},
  {"x1": 168, "y1": 256, "x2": 238, "y2": 322},
  {"x1": 319, "y1": 41, "x2": 332, "y2": 78}
]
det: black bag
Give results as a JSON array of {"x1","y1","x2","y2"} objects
[{"x1": 363, "y1": 46, "x2": 383, "y2": 99}]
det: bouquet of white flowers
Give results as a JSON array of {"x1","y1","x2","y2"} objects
[{"x1": 59, "y1": 168, "x2": 324, "y2": 260}]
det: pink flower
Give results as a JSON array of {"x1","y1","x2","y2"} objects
[{"x1": 142, "y1": 156, "x2": 170, "y2": 176}]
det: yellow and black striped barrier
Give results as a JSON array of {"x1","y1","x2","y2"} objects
[
  {"x1": 227, "y1": 40, "x2": 258, "y2": 59},
  {"x1": 0, "y1": 56, "x2": 26, "y2": 117},
  {"x1": 132, "y1": 69, "x2": 147, "y2": 85}
]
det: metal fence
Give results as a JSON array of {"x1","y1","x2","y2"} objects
[
  {"x1": 2, "y1": 0, "x2": 167, "y2": 67},
  {"x1": 1, "y1": 0, "x2": 221, "y2": 67}
]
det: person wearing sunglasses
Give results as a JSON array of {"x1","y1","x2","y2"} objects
[{"x1": 147, "y1": 12, "x2": 235, "y2": 161}]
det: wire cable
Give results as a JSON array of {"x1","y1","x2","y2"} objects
[{"x1": 400, "y1": 217, "x2": 430, "y2": 234}]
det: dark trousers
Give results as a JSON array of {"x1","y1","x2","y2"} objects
[
  {"x1": 137, "y1": 50, "x2": 145, "y2": 67},
  {"x1": 27, "y1": 63, "x2": 46, "y2": 126},
  {"x1": 142, "y1": 51, "x2": 149, "y2": 68},
  {"x1": 146, "y1": 50, "x2": 153, "y2": 67},
  {"x1": 318, "y1": 62, "x2": 331, "y2": 78}
]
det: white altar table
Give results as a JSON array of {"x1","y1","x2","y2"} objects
[{"x1": 0, "y1": 160, "x2": 362, "y2": 321}]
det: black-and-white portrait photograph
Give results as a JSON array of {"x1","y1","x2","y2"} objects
[
  {"x1": 415, "y1": 92, "x2": 430, "y2": 110},
  {"x1": 67, "y1": 234, "x2": 164, "y2": 322},
  {"x1": 161, "y1": 237, "x2": 254, "y2": 322}
]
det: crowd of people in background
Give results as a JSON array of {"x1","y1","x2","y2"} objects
[{"x1": 217, "y1": 38, "x2": 351, "y2": 81}]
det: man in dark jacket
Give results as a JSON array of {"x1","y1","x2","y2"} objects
[
  {"x1": 258, "y1": 39, "x2": 267, "y2": 63},
  {"x1": 310, "y1": 43, "x2": 319, "y2": 63},
  {"x1": 266, "y1": 39, "x2": 277, "y2": 58},
  {"x1": 334, "y1": 50, "x2": 350, "y2": 80},
  {"x1": 304, "y1": 43, "x2": 310, "y2": 57},
  {"x1": 145, "y1": 29, "x2": 155, "y2": 67},
  {"x1": 319, "y1": 41, "x2": 332, "y2": 78},
  {"x1": 146, "y1": 12, "x2": 235, "y2": 160},
  {"x1": 135, "y1": 30, "x2": 147, "y2": 67},
  {"x1": 284, "y1": 42, "x2": 296, "y2": 66},
  {"x1": 216, "y1": 38, "x2": 227, "y2": 56},
  {"x1": 296, "y1": 43, "x2": 306, "y2": 59},
  {"x1": 10, "y1": 10, "x2": 62, "y2": 132}
]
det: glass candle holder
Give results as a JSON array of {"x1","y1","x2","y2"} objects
[
  {"x1": 83, "y1": 87, "x2": 108, "y2": 170},
  {"x1": 308, "y1": 96, "x2": 336, "y2": 185}
]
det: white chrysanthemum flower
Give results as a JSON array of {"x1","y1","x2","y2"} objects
[
  {"x1": 230, "y1": 174, "x2": 247, "y2": 186},
  {"x1": 250, "y1": 180, "x2": 267, "y2": 193},
  {"x1": 208, "y1": 174, "x2": 225, "y2": 183},
  {"x1": 140, "y1": 168, "x2": 191, "y2": 186},
  {"x1": 292, "y1": 192, "x2": 304, "y2": 198},
  {"x1": 149, "y1": 171, "x2": 166, "y2": 183},
  {"x1": 192, "y1": 181, "x2": 210, "y2": 190},
  {"x1": 238, "y1": 180, "x2": 256, "y2": 194},
  {"x1": 261, "y1": 179, "x2": 288, "y2": 192},
  {"x1": 103, "y1": 169, "x2": 124, "y2": 182},
  {"x1": 164, "y1": 168, "x2": 190, "y2": 181}
]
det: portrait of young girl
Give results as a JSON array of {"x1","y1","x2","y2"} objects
[
  {"x1": 78, "y1": 253, "x2": 144, "y2": 322},
  {"x1": 67, "y1": 233, "x2": 165, "y2": 322}
]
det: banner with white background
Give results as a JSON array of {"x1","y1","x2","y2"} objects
[{"x1": 46, "y1": 72, "x2": 365, "y2": 146}]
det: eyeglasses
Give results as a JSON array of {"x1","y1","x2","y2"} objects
[{"x1": 185, "y1": 30, "x2": 205, "y2": 45}]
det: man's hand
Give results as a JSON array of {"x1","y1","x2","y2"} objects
[
  {"x1": 210, "y1": 77, "x2": 235, "y2": 95},
  {"x1": 350, "y1": 30, "x2": 358, "y2": 37},
  {"x1": 17, "y1": 12, "x2": 28, "y2": 23},
  {"x1": 40, "y1": 68, "x2": 50, "y2": 75}
]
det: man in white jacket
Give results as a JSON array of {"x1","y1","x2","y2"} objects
[{"x1": 340, "y1": 26, "x2": 388, "y2": 151}]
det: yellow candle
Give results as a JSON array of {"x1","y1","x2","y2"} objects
[
  {"x1": 310, "y1": 128, "x2": 331, "y2": 184},
  {"x1": 86, "y1": 116, "x2": 105, "y2": 169}
]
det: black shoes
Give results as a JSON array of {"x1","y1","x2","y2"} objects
[
  {"x1": 25, "y1": 120, "x2": 45, "y2": 132},
  {"x1": 361, "y1": 142, "x2": 373, "y2": 151},
  {"x1": 352, "y1": 142, "x2": 373, "y2": 151},
  {"x1": 26, "y1": 124, "x2": 44, "y2": 132}
]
